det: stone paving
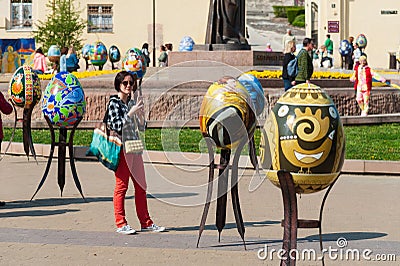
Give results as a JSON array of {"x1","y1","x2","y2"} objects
[{"x1": 0, "y1": 154, "x2": 399, "y2": 265}]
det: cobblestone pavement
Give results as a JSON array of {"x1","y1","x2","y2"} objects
[{"x1": 0, "y1": 155, "x2": 399, "y2": 265}]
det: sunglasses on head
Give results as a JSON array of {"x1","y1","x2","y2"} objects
[{"x1": 122, "y1": 80, "x2": 134, "y2": 87}]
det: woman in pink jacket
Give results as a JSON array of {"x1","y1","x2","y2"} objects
[{"x1": 33, "y1": 48, "x2": 47, "y2": 74}]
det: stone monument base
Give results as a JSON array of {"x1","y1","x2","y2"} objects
[
  {"x1": 193, "y1": 43, "x2": 251, "y2": 51},
  {"x1": 168, "y1": 50, "x2": 284, "y2": 67}
]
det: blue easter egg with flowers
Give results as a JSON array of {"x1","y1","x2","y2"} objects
[
  {"x1": 238, "y1": 73, "x2": 265, "y2": 116},
  {"x1": 339, "y1": 40, "x2": 352, "y2": 56},
  {"x1": 42, "y1": 72, "x2": 86, "y2": 127},
  {"x1": 179, "y1": 36, "x2": 195, "y2": 51}
]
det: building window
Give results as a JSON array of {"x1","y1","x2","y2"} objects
[
  {"x1": 87, "y1": 4, "x2": 113, "y2": 33},
  {"x1": 10, "y1": 0, "x2": 32, "y2": 28}
]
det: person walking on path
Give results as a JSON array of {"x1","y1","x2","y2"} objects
[
  {"x1": 158, "y1": 45, "x2": 168, "y2": 67},
  {"x1": 353, "y1": 43, "x2": 362, "y2": 66},
  {"x1": 282, "y1": 29, "x2": 296, "y2": 51},
  {"x1": 350, "y1": 55, "x2": 386, "y2": 116},
  {"x1": 347, "y1": 36, "x2": 354, "y2": 70},
  {"x1": 266, "y1": 43, "x2": 273, "y2": 52},
  {"x1": 66, "y1": 46, "x2": 80, "y2": 73},
  {"x1": 0, "y1": 91, "x2": 13, "y2": 206},
  {"x1": 59, "y1": 47, "x2": 68, "y2": 73},
  {"x1": 141, "y1": 43, "x2": 151, "y2": 67},
  {"x1": 32, "y1": 48, "x2": 47, "y2": 74},
  {"x1": 165, "y1": 43, "x2": 173, "y2": 66},
  {"x1": 282, "y1": 40, "x2": 296, "y2": 91},
  {"x1": 106, "y1": 71, "x2": 165, "y2": 234},
  {"x1": 294, "y1": 38, "x2": 314, "y2": 85},
  {"x1": 324, "y1": 34, "x2": 334, "y2": 56}
]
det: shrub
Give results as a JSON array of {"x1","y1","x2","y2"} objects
[
  {"x1": 286, "y1": 8, "x2": 305, "y2": 24},
  {"x1": 292, "y1": 14, "x2": 305, "y2": 27},
  {"x1": 272, "y1": 5, "x2": 287, "y2": 18}
]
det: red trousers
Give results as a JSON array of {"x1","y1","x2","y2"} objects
[{"x1": 114, "y1": 151, "x2": 153, "y2": 228}]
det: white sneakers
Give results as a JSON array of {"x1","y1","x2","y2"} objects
[
  {"x1": 116, "y1": 224, "x2": 136, "y2": 235},
  {"x1": 141, "y1": 223, "x2": 166, "y2": 233},
  {"x1": 116, "y1": 223, "x2": 166, "y2": 234}
]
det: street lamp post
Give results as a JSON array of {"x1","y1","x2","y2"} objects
[{"x1": 152, "y1": 0, "x2": 156, "y2": 67}]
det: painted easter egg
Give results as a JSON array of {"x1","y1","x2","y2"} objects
[
  {"x1": 238, "y1": 73, "x2": 265, "y2": 116},
  {"x1": 355, "y1": 34, "x2": 367, "y2": 49},
  {"x1": 47, "y1": 45, "x2": 61, "y2": 63},
  {"x1": 82, "y1": 44, "x2": 93, "y2": 60},
  {"x1": 259, "y1": 83, "x2": 345, "y2": 194},
  {"x1": 199, "y1": 77, "x2": 256, "y2": 149},
  {"x1": 339, "y1": 40, "x2": 352, "y2": 56},
  {"x1": 122, "y1": 48, "x2": 147, "y2": 78},
  {"x1": 109, "y1": 45, "x2": 121, "y2": 63},
  {"x1": 89, "y1": 41, "x2": 108, "y2": 66},
  {"x1": 42, "y1": 72, "x2": 86, "y2": 127},
  {"x1": 179, "y1": 36, "x2": 195, "y2": 51},
  {"x1": 8, "y1": 65, "x2": 41, "y2": 108}
]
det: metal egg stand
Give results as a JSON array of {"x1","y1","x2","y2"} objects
[
  {"x1": 30, "y1": 115, "x2": 85, "y2": 201},
  {"x1": 276, "y1": 170, "x2": 340, "y2": 266},
  {"x1": 197, "y1": 136, "x2": 250, "y2": 249}
]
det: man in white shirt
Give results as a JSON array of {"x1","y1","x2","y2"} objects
[{"x1": 282, "y1": 29, "x2": 296, "y2": 51}]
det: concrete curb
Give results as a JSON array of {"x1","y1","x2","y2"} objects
[{"x1": 2, "y1": 142, "x2": 399, "y2": 175}]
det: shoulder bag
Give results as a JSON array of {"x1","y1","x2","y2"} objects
[{"x1": 86, "y1": 104, "x2": 122, "y2": 171}]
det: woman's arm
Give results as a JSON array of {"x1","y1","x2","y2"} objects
[
  {"x1": 371, "y1": 69, "x2": 386, "y2": 83},
  {"x1": 127, "y1": 98, "x2": 146, "y2": 131},
  {"x1": 0, "y1": 92, "x2": 12, "y2": 115}
]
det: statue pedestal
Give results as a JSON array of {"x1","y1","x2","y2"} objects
[
  {"x1": 194, "y1": 43, "x2": 251, "y2": 51},
  {"x1": 168, "y1": 50, "x2": 284, "y2": 67}
]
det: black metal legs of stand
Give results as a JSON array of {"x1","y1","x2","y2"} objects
[
  {"x1": 277, "y1": 170, "x2": 340, "y2": 266},
  {"x1": 30, "y1": 116, "x2": 85, "y2": 201},
  {"x1": 197, "y1": 137, "x2": 247, "y2": 249}
]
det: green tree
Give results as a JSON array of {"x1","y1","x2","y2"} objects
[{"x1": 33, "y1": 0, "x2": 86, "y2": 53}]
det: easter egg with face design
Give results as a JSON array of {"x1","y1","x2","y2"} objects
[
  {"x1": 89, "y1": 41, "x2": 108, "y2": 66},
  {"x1": 199, "y1": 77, "x2": 256, "y2": 149},
  {"x1": 260, "y1": 83, "x2": 345, "y2": 194},
  {"x1": 42, "y1": 72, "x2": 86, "y2": 127},
  {"x1": 122, "y1": 48, "x2": 147, "y2": 78},
  {"x1": 8, "y1": 65, "x2": 41, "y2": 108}
]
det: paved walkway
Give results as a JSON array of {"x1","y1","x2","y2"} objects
[{"x1": 0, "y1": 153, "x2": 399, "y2": 265}]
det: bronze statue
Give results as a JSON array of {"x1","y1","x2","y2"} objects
[{"x1": 206, "y1": 0, "x2": 248, "y2": 45}]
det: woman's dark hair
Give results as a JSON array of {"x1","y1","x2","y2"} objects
[
  {"x1": 165, "y1": 43, "x2": 173, "y2": 51},
  {"x1": 114, "y1": 71, "x2": 137, "y2": 92},
  {"x1": 142, "y1": 43, "x2": 149, "y2": 49},
  {"x1": 36, "y1": 48, "x2": 43, "y2": 54},
  {"x1": 61, "y1": 47, "x2": 68, "y2": 55}
]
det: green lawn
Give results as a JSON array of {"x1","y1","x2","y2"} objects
[{"x1": 3, "y1": 124, "x2": 400, "y2": 161}]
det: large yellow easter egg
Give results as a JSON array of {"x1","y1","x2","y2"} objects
[
  {"x1": 260, "y1": 83, "x2": 345, "y2": 193},
  {"x1": 199, "y1": 77, "x2": 256, "y2": 149}
]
